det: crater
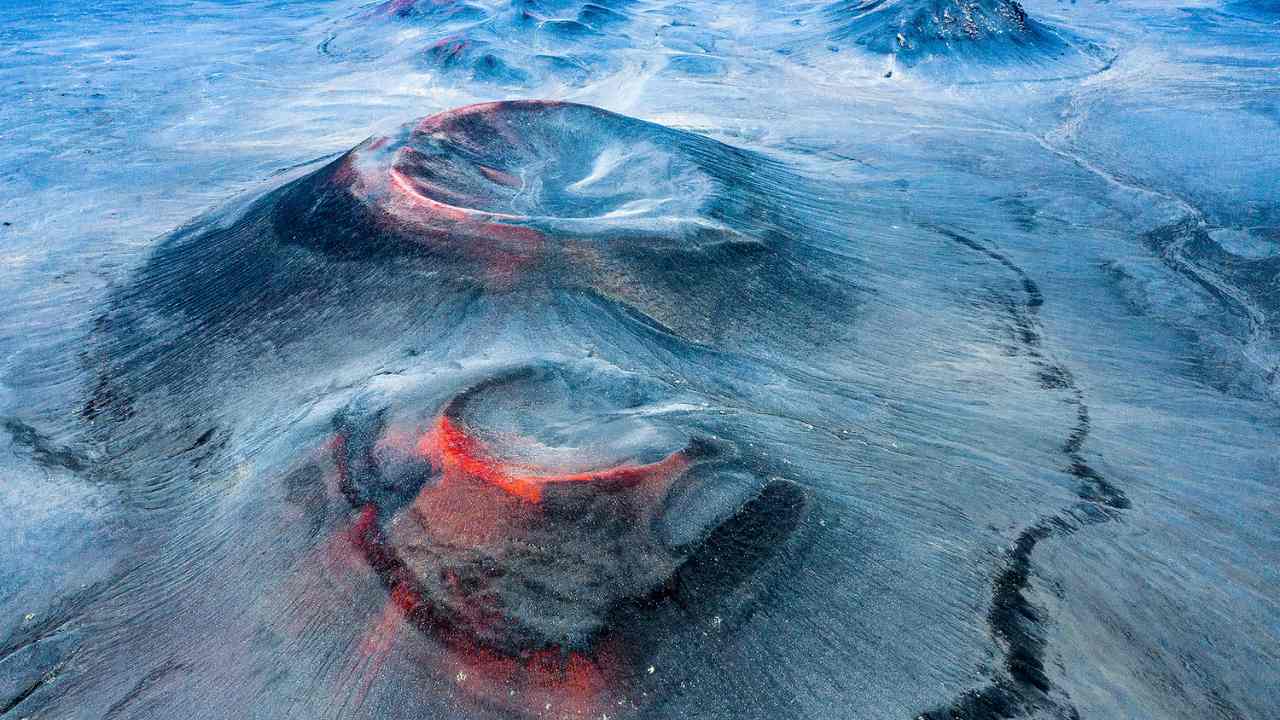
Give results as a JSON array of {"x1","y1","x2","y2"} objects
[
  {"x1": 826, "y1": 0, "x2": 1111, "y2": 78},
  {"x1": 326, "y1": 361, "x2": 809, "y2": 674},
  {"x1": 260, "y1": 101, "x2": 849, "y2": 345}
]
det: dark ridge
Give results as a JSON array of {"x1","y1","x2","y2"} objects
[
  {"x1": 181, "y1": 425, "x2": 213, "y2": 448},
  {"x1": 102, "y1": 661, "x2": 192, "y2": 720},
  {"x1": 1068, "y1": 459, "x2": 1129, "y2": 510},
  {"x1": 664, "y1": 479, "x2": 812, "y2": 611},
  {"x1": 919, "y1": 517, "x2": 1069, "y2": 720},
  {"x1": 170, "y1": 427, "x2": 227, "y2": 469},
  {"x1": 1158, "y1": 220, "x2": 1279, "y2": 324},
  {"x1": 80, "y1": 314, "x2": 137, "y2": 424},
  {"x1": 1064, "y1": 402, "x2": 1128, "y2": 510},
  {"x1": 1205, "y1": 685, "x2": 1249, "y2": 720},
  {"x1": 0, "y1": 674, "x2": 47, "y2": 716},
  {"x1": 991, "y1": 522, "x2": 1055, "y2": 694},
  {"x1": 331, "y1": 408, "x2": 425, "y2": 516},
  {"x1": 1138, "y1": 218, "x2": 1276, "y2": 398},
  {"x1": 1036, "y1": 363, "x2": 1074, "y2": 391},
  {"x1": 930, "y1": 226, "x2": 1044, "y2": 310},
  {"x1": 1141, "y1": 220, "x2": 1259, "y2": 326},
  {"x1": 825, "y1": 0, "x2": 1109, "y2": 77},
  {"x1": 937, "y1": 228, "x2": 1128, "y2": 510},
  {"x1": 610, "y1": 479, "x2": 821, "y2": 708},
  {"x1": 604, "y1": 478, "x2": 815, "y2": 642},
  {"x1": 918, "y1": 683, "x2": 1024, "y2": 720},
  {"x1": 1062, "y1": 402, "x2": 1088, "y2": 455},
  {"x1": 0, "y1": 582, "x2": 112, "y2": 718},
  {"x1": 167, "y1": 426, "x2": 218, "y2": 459},
  {"x1": 917, "y1": 227, "x2": 1130, "y2": 719},
  {"x1": 0, "y1": 599, "x2": 88, "y2": 667},
  {"x1": 2, "y1": 418, "x2": 90, "y2": 473}
]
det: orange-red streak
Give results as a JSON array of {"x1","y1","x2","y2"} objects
[{"x1": 418, "y1": 416, "x2": 690, "y2": 504}]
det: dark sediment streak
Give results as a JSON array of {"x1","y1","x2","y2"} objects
[{"x1": 917, "y1": 227, "x2": 1129, "y2": 720}]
